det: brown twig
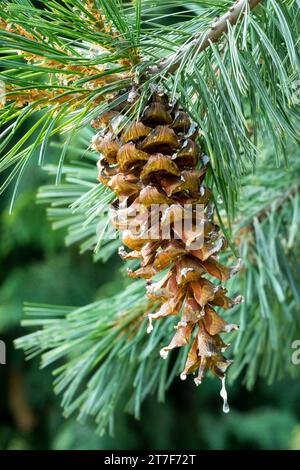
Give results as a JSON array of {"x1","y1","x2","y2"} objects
[
  {"x1": 148, "y1": 0, "x2": 264, "y2": 75},
  {"x1": 255, "y1": 182, "x2": 300, "y2": 223}
]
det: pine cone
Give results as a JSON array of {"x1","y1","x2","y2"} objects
[{"x1": 93, "y1": 91, "x2": 243, "y2": 387}]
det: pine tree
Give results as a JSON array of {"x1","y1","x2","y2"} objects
[{"x1": 0, "y1": 0, "x2": 299, "y2": 435}]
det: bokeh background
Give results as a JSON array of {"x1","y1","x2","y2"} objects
[{"x1": 0, "y1": 145, "x2": 300, "y2": 451}]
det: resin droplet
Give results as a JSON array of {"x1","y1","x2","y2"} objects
[
  {"x1": 229, "y1": 258, "x2": 242, "y2": 278},
  {"x1": 180, "y1": 267, "x2": 193, "y2": 277},
  {"x1": 180, "y1": 373, "x2": 187, "y2": 381},
  {"x1": 160, "y1": 348, "x2": 169, "y2": 359},
  {"x1": 128, "y1": 90, "x2": 138, "y2": 103},
  {"x1": 224, "y1": 323, "x2": 239, "y2": 333},
  {"x1": 233, "y1": 294, "x2": 244, "y2": 305},
  {"x1": 147, "y1": 315, "x2": 153, "y2": 334},
  {"x1": 220, "y1": 376, "x2": 230, "y2": 414}
]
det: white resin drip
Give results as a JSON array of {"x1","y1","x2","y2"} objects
[
  {"x1": 147, "y1": 315, "x2": 153, "y2": 334},
  {"x1": 128, "y1": 90, "x2": 138, "y2": 103},
  {"x1": 160, "y1": 348, "x2": 169, "y2": 360},
  {"x1": 180, "y1": 373, "x2": 187, "y2": 381},
  {"x1": 233, "y1": 295, "x2": 245, "y2": 305},
  {"x1": 223, "y1": 323, "x2": 239, "y2": 333},
  {"x1": 230, "y1": 258, "x2": 242, "y2": 278},
  {"x1": 111, "y1": 114, "x2": 125, "y2": 133},
  {"x1": 220, "y1": 376, "x2": 230, "y2": 414},
  {"x1": 181, "y1": 267, "x2": 193, "y2": 277}
]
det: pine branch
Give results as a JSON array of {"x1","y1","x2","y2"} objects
[
  {"x1": 1, "y1": 0, "x2": 299, "y2": 208},
  {"x1": 225, "y1": 143, "x2": 300, "y2": 387},
  {"x1": 148, "y1": 0, "x2": 264, "y2": 74},
  {"x1": 15, "y1": 281, "x2": 185, "y2": 435},
  {"x1": 14, "y1": 135, "x2": 300, "y2": 432},
  {"x1": 254, "y1": 183, "x2": 300, "y2": 224}
]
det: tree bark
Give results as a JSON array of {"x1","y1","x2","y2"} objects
[{"x1": 148, "y1": 0, "x2": 264, "y2": 75}]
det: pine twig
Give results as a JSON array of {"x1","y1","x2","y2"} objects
[
  {"x1": 255, "y1": 182, "x2": 300, "y2": 223},
  {"x1": 148, "y1": 0, "x2": 264, "y2": 75}
]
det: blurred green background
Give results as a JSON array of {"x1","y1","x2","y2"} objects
[{"x1": 0, "y1": 150, "x2": 300, "y2": 451}]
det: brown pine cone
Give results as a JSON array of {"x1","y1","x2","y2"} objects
[{"x1": 93, "y1": 91, "x2": 243, "y2": 391}]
